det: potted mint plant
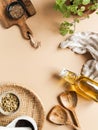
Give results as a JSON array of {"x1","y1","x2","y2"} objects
[{"x1": 55, "y1": 0, "x2": 98, "y2": 35}]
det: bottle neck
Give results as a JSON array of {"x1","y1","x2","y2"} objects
[{"x1": 59, "y1": 69, "x2": 78, "y2": 84}]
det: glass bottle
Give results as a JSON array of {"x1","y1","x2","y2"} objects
[{"x1": 59, "y1": 69, "x2": 98, "y2": 102}]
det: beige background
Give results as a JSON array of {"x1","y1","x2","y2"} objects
[{"x1": 0, "y1": 0, "x2": 98, "y2": 130}]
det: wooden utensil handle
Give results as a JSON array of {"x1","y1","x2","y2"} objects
[
  {"x1": 18, "y1": 21, "x2": 32, "y2": 39},
  {"x1": 71, "y1": 109, "x2": 81, "y2": 129},
  {"x1": 66, "y1": 120, "x2": 80, "y2": 130}
]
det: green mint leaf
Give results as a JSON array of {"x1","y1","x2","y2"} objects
[
  {"x1": 77, "y1": 10, "x2": 83, "y2": 16},
  {"x1": 82, "y1": 0, "x2": 90, "y2": 5},
  {"x1": 56, "y1": 0, "x2": 66, "y2": 7},
  {"x1": 60, "y1": 28, "x2": 69, "y2": 35},
  {"x1": 69, "y1": 29, "x2": 74, "y2": 34}
]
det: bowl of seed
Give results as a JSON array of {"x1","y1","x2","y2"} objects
[{"x1": 0, "y1": 92, "x2": 20, "y2": 115}]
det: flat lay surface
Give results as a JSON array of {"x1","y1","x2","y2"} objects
[{"x1": 0, "y1": 0, "x2": 98, "y2": 130}]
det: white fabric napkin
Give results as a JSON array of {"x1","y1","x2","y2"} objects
[{"x1": 60, "y1": 32, "x2": 98, "y2": 80}]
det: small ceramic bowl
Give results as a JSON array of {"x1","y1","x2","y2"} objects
[
  {"x1": 6, "y1": 1, "x2": 25, "y2": 20},
  {"x1": 0, "y1": 91, "x2": 20, "y2": 115},
  {"x1": 7, "y1": 116, "x2": 37, "y2": 130}
]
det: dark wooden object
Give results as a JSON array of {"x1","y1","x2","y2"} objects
[{"x1": 0, "y1": 0, "x2": 36, "y2": 39}]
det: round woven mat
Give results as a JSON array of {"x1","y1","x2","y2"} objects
[{"x1": 0, "y1": 84, "x2": 45, "y2": 130}]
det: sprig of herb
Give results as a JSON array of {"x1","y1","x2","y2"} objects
[
  {"x1": 60, "y1": 21, "x2": 74, "y2": 35},
  {"x1": 55, "y1": 0, "x2": 98, "y2": 35}
]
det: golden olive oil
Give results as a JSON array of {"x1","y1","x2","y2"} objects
[{"x1": 60, "y1": 69, "x2": 98, "y2": 102}]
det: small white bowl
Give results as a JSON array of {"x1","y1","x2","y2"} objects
[{"x1": 0, "y1": 91, "x2": 20, "y2": 115}]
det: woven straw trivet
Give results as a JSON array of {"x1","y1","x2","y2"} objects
[{"x1": 0, "y1": 84, "x2": 45, "y2": 130}]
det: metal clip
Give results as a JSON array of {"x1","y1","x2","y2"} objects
[{"x1": 27, "y1": 32, "x2": 41, "y2": 49}]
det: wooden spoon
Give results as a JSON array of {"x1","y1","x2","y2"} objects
[
  {"x1": 59, "y1": 91, "x2": 81, "y2": 128},
  {"x1": 48, "y1": 105, "x2": 79, "y2": 130}
]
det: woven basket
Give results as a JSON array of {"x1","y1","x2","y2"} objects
[{"x1": 0, "y1": 84, "x2": 45, "y2": 130}]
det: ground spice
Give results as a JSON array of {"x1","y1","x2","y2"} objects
[{"x1": 8, "y1": 4, "x2": 24, "y2": 19}]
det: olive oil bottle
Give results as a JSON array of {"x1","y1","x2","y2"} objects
[{"x1": 60, "y1": 69, "x2": 98, "y2": 102}]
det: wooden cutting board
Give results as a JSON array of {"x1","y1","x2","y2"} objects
[{"x1": 0, "y1": 0, "x2": 36, "y2": 39}]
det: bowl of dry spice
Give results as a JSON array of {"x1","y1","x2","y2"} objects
[{"x1": 0, "y1": 92, "x2": 20, "y2": 115}]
